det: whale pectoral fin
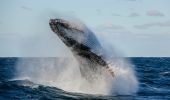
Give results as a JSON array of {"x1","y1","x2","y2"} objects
[{"x1": 106, "y1": 66, "x2": 115, "y2": 78}]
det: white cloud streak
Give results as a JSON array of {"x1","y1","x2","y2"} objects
[
  {"x1": 146, "y1": 10, "x2": 164, "y2": 17},
  {"x1": 134, "y1": 21, "x2": 170, "y2": 29}
]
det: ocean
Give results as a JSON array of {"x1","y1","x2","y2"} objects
[{"x1": 0, "y1": 58, "x2": 170, "y2": 100}]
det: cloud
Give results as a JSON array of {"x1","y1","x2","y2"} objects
[
  {"x1": 21, "y1": 6, "x2": 32, "y2": 11},
  {"x1": 112, "y1": 12, "x2": 140, "y2": 17},
  {"x1": 134, "y1": 21, "x2": 170, "y2": 29},
  {"x1": 93, "y1": 22, "x2": 132, "y2": 36},
  {"x1": 96, "y1": 9, "x2": 102, "y2": 15},
  {"x1": 146, "y1": 10, "x2": 164, "y2": 17},
  {"x1": 129, "y1": 12, "x2": 140, "y2": 17}
]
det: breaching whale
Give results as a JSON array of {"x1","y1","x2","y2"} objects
[{"x1": 49, "y1": 19, "x2": 114, "y2": 81}]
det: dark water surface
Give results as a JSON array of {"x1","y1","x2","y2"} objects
[{"x1": 0, "y1": 58, "x2": 170, "y2": 100}]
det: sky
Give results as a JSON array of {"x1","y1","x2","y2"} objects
[{"x1": 0, "y1": 0, "x2": 170, "y2": 57}]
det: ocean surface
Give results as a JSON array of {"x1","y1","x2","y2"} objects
[{"x1": 0, "y1": 57, "x2": 170, "y2": 100}]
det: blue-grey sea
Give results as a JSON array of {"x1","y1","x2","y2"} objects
[{"x1": 0, "y1": 58, "x2": 170, "y2": 100}]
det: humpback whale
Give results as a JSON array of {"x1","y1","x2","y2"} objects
[{"x1": 49, "y1": 19, "x2": 114, "y2": 81}]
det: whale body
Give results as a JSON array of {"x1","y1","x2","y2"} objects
[{"x1": 49, "y1": 19, "x2": 114, "y2": 81}]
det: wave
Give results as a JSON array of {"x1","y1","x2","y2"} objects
[{"x1": 0, "y1": 79, "x2": 134, "y2": 100}]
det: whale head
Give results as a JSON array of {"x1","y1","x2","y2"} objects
[{"x1": 49, "y1": 19, "x2": 87, "y2": 47}]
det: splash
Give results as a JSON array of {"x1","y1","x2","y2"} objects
[
  {"x1": 15, "y1": 49, "x2": 138, "y2": 95},
  {"x1": 15, "y1": 19, "x2": 138, "y2": 95}
]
